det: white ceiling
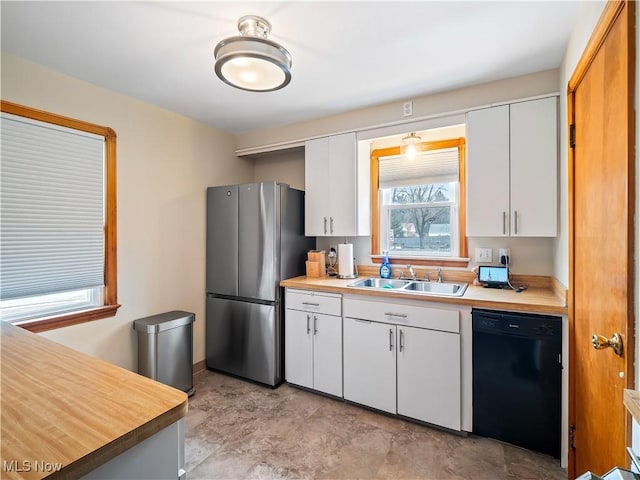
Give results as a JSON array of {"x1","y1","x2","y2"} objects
[{"x1": 1, "y1": 1, "x2": 582, "y2": 135}]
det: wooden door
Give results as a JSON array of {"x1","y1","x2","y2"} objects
[{"x1": 568, "y1": 1, "x2": 635, "y2": 477}]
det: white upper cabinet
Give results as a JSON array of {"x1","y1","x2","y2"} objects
[
  {"x1": 466, "y1": 96, "x2": 558, "y2": 237},
  {"x1": 304, "y1": 132, "x2": 369, "y2": 237}
]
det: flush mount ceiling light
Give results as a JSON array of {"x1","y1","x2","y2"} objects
[
  {"x1": 400, "y1": 132, "x2": 422, "y2": 160},
  {"x1": 214, "y1": 15, "x2": 292, "y2": 92}
]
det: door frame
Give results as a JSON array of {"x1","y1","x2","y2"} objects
[{"x1": 567, "y1": 1, "x2": 636, "y2": 477}]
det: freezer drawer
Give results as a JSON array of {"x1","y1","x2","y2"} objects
[{"x1": 206, "y1": 295, "x2": 282, "y2": 386}]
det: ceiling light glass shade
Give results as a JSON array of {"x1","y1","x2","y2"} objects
[
  {"x1": 400, "y1": 132, "x2": 422, "y2": 160},
  {"x1": 214, "y1": 16, "x2": 292, "y2": 92}
]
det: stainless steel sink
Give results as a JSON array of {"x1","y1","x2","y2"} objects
[
  {"x1": 348, "y1": 278, "x2": 412, "y2": 289},
  {"x1": 347, "y1": 277, "x2": 468, "y2": 297},
  {"x1": 403, "y1": 281, "x2": 468, "y2": 296}
]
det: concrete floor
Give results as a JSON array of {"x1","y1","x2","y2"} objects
[{"x1": 185, "y1": 370, "x2": 566, "y2": 479}]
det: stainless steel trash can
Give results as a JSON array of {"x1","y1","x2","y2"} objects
[{"x1": 133, "y1": 310, "x2": 195, "y2": 396}]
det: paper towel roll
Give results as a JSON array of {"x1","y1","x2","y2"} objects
[{"x1": 338, "y1": 243, "x2": 355, "y2": 278}]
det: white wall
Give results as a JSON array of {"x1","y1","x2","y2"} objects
[
  {"x1": 554, "y1": 1, "x2": 607, "y2": 287},
  {"x1": 1, "y1": 53, "x2": 255, "y2": 370}
]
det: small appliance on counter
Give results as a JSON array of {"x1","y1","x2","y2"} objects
[
  {"x1": 326, "y1": 247, "x2": 338, "y2": 276},
  {"x1": 337, "y1": 242, "x2": 357, "y2": 279}
]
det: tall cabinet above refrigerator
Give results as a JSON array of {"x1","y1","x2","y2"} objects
[{"x1": 205, "y1": 181, "x2": 315, "y2": 386}]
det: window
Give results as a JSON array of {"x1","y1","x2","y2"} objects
[
  {"x1": 371, "y1": 138, "x2": 467, "y2": 266},
  {"x1": 0, "y1": 101, "x2": 119, "y2": 332}
]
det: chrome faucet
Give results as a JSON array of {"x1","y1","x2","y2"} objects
[
  {"x1": 436, "y1": 268, "x2": 443, "y2": 283},
  {"x1": 407, "y1": 265, "x2": 417, "y2": 280}
]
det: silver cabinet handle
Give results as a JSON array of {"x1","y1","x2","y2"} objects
[
  {"x1": 399, "y1": 329, "x2": 404, "y2": 352},
  {"x1": 384, "y1": 312, "x2": 407, "y2": 318},
  {"x1": 514, "y1": 210, "x2": 518, "y2": 235},
  {"x1": 323, "y1": 217, "x2": 327, "y2": 234},
  {"x1": 313, "y1": 315, "x2": 318, "y2": 335},
  {"x1": 389, "y1": 328, "x2": 394, "y2": 351},
  {"x1": 302, "y1": 301, "x2": 320, "y2": 306},
  {"x1": 330, "y1": 216, "x2": 334, "y2": 234},
  {"x1": 502, "y1": 211, "x2": 507, "y2": 235},
  {"x1": 306, "y1": 314, "x2": 310, "y2": 334}
]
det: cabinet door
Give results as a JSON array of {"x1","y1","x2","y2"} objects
[
  {"x1": 466, "y1": 105, "x2": 510, "y2": 236},
  {"x1": 327, "y1": 132, "x2": 357, "y2": 237},
  {"x1": 343, "y1": 318, "x2": 396, "y2": 414},
  {"x1": 510, "y1": 97, "x2": 558, "y2": 236},
  {"x1": 397, "y1": 326, "x2": 461, "y2": 430},
  {"x1": 304, "y1": 137, "x2": 330, "y2": 236},
  {"x1": 312, "y1": 314, "x2": 343, "y2": 397},
  {"x1": 284, "y1": 309, "x2": 313, "y2": 389}
]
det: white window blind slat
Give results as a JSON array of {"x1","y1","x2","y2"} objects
[
  {"x1": 0, "y1": 113, "x2": 105, "y2": 300},
  {"x1": 379, "y1": 147, "x2": 459, "y2": 189}
]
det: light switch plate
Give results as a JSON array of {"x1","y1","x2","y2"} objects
[{"x1": 475, "y1": 247, "x2": 492, "y2": 263}]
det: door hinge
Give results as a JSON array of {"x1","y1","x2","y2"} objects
[
  {"x1": 570, "y1": 424, "x2": 576, "y2": 450},
  {"x1": 570, "y1": 124, "x2": 576, "y2": 148}
]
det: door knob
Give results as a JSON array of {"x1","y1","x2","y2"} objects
[{"x1": 592, "y1": 332, "x2": 623, "y2": 356}]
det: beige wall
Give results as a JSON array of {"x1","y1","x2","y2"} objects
[
  {"x1": 237, "y1": 69, "x2": 560, "y2": 151},
  {"x1": 252, "y1": 148, "x2": 305, "y2": 190},
  {"x1": 1, "y1": 53, "x2": 254, "y2": 370}
]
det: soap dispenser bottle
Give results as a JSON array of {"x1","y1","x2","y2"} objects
[{"x1": 379, "y1": 251, "x2": 392, "y2": 279}]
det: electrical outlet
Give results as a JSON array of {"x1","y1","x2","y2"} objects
[
  {"x1": 403, "y1": 101, "x2": 413, "y2": 117},
  {"x1": 475, "y1": 247, "x2": 492, "y2": 263},
  {"x1": 499, "y1": 248, "x2": 511, "y2": 265}
]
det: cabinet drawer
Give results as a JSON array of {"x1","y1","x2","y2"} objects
[
  {"x1": 286, "y1": 289, "x2": 341, "y2": 316},
  {"x1": 343, "y1": 296, "x2": 459, "y2": 334}
]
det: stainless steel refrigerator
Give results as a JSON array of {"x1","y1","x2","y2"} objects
[{"x1": 205, "y1": 181, "x2": 315, "y2": 386}]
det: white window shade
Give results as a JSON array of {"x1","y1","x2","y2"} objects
[
  {"x1": 379, "y1": 147, "x2": 459, "y2": 189},
  {"x1": 0, "y1": 113, "x2": 105, "y2": 301}
]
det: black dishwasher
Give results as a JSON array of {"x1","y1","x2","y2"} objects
[{"x1": 472, "y1": 308, "x2": 562, "y2": 458}]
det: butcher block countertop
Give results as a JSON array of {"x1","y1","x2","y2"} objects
[
  {"x1": 1, "y1": 322, "x2": 188, "y2": 480},
  {"x1": 281, "y1": 268, "x2": 567, "y2": 316}
]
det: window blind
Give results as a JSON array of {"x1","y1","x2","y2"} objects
[
  {"x1": 379, "y1": 147, "x2": 459, "y2": 189},
  {"x1": 0, "y1": 113, "x2": 105, "y2": 300}
]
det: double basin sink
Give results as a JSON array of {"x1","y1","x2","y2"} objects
[{"x1": 347, "y1": 277, "x2": 468, "y2": 297}]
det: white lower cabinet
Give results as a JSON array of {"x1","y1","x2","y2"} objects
[
  {"x1": 285, "y1": 289, "x2": 342, "y2": 397},
  {"x1": 343, "y1": 295, "x2": 462, "y2": 431},
  {"x1": 343, "y1": 317, "x2": 396, "y2": 414},
  {"x1": 397, "y1": 325, "x2": 461, "y2": 431}
]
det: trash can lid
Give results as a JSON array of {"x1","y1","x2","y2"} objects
[{"x1": 133, "y1": 310, "x2": 195, "y2": 333}]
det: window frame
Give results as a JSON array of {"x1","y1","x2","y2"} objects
[
  {"x1": 380, "y1": 182, "x2": 459, "y2": 257},
  {"x1": 1, "y1": 100, "x2": 119, "y2": 332},
  {"x1": 370, "y1": 137, "x2": 468, "y2": 267}
]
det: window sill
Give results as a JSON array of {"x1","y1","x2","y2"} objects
[
  {"x1": 15, "y1": 304, "x2": 121, "y2": 333},
  {"x1": 371, "y1": 255, "x2": 470, "y2": 268}
]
